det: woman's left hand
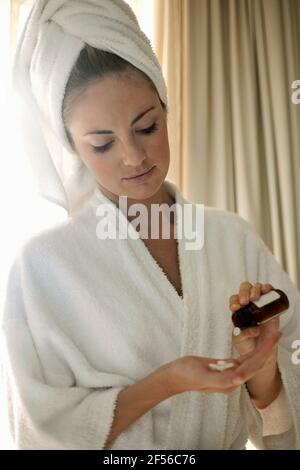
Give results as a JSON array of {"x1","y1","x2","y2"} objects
[
  {"x1": 230, "y1": 281, "x2": 279, "y2": 361},
  {"x1": 229, "y1": 282, "x2": 282, "y2": 407}
]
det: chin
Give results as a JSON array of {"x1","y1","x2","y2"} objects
[
  {"x1": 120, "y1": 177, "x2": 165, "y2": 200},
  {"x1": 122, "y1": 186, "x2": 159, "y2": 201}
]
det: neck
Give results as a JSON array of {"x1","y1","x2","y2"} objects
[
  {"x1": 127, "y1": 184, "x2": 174, "y2": 214},
  {"x1": 97, "y1": 181, "x2": 176, "y2": 228}
]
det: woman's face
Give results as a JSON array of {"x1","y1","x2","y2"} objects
[{"x1": 66, "y1": 73, "x2": 170, "y2": 203}]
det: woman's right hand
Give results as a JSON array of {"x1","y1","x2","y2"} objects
[{"x1": 165, "y1": 329, "x2": 282, "y2": 396}]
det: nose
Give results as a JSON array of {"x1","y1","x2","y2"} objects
[{"x1": 120, "y1": 138, "x2": 147, "y2": 167}]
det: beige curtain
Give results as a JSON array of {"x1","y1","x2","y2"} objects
[{"x1": 154, "y1": 0, "x2": 300, "y2": 288}]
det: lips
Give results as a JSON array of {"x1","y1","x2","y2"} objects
[{"x1": 124, "y1": 166, "x2": 155, "y2": 180}]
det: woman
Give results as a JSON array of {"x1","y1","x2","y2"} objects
[{"x1": 1, "y1": 0, "x2": 300, "y2": 450}]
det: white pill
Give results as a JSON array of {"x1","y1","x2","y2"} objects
[
  {"x1": 208, "y1": 361, "x2": 235, "y2": 371},
  {"x1": 220, "y1": 362, "x2": 235, "y2": 370},
  {"x1": 208, "y1": 363, "x2": 221, "y2": 371}
]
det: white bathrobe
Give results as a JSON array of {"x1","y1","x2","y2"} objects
[{"x1": 1, "y1": 179, "x2": 300, "y2": 450}]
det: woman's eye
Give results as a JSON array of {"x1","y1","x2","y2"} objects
[
  {"x1": 92, "y1": 142, "x2": 114, "y2": 154},
  {"x1": 138, "y1": 122, "x2": 159, "y2": 135},
  {"x1": 92, "y1": 122, "x2": 159, "y2": 154}
]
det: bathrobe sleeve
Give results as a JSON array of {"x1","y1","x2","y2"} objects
[
  {"x1": 254, "y1": 385, "x2": 293, "y2": 436},
  {"x1": 238, "y1": 216, "x2": 300, "y2": 450},
  {"x1": 0, "y1": 255, "x2": 131, "y2": 450}
]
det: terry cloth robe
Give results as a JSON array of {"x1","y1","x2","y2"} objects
[{"x1": 1, "y1": 179, "x2": 300, "y2": 450}]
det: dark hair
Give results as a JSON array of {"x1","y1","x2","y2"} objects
[{"x1": 62, "y1": 44, "x2": 168, "y2": 149}]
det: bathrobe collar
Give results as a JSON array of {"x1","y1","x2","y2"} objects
[{"x1": 90, "y1": 179, "x2": 188, "y2": 304}]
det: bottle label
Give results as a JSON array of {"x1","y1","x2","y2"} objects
[{"x1": 253, "y1": 290, "x2": 280, "y2": 308}]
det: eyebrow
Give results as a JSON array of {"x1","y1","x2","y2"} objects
[{"x1": 83, "y1": 106, "x2": 156, "y2": 136}]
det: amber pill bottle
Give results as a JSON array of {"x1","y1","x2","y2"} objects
[{"x1": 232, "y1": 288, "x2": 289, "y2": 331}]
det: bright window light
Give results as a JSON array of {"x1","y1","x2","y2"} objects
[{"x1": 0, "y1": 0, "x2": 154, "y2": 450}]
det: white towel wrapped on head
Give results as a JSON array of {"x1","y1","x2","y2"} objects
[{"x1": 12, "y1": 0, "x2": 168, "y2": 215}]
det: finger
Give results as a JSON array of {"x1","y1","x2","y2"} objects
[
  {"x1": 250, "y1": 283, "x2": 273, "y2": 301},
  {"x1": 232, "y1": 326, "x2": 260, "y2": 345},
  {"x1": 204, "y1": 330, "x2": 280, "y2": 389},
  {"x1": 230, "y1": 331, "x2": 282, "y2": 384},
  {"x1": 232, "y1": 283, "x2": 274, "y2": 309},
  {"x1": 205, "y1": 359, "x2": 241, "y2": 388},
  {"x1": 229, "y1": 294, "x2": 241, "y2": 311},
  {"x1": 209, "y1": 367, "x2": 246, "y2": 389},
  {"x1": 239, "y1": 281, "x2": 253, "y2": 305},
  {"x1": 259, "y1": 317, "x2": 280, "y2": 339},
  {"x1": 249, "y1": 282, "x2": 263, "y2": 301},
  {"x1": 202, "y1": 385, "x2": 240, "y2": 395},
  {"x1": 235, "y1": 329, "x2": 281, "y2": 364},
  {"x1": 261, "y1": 283, "x2": 273, "y2": 293}
]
